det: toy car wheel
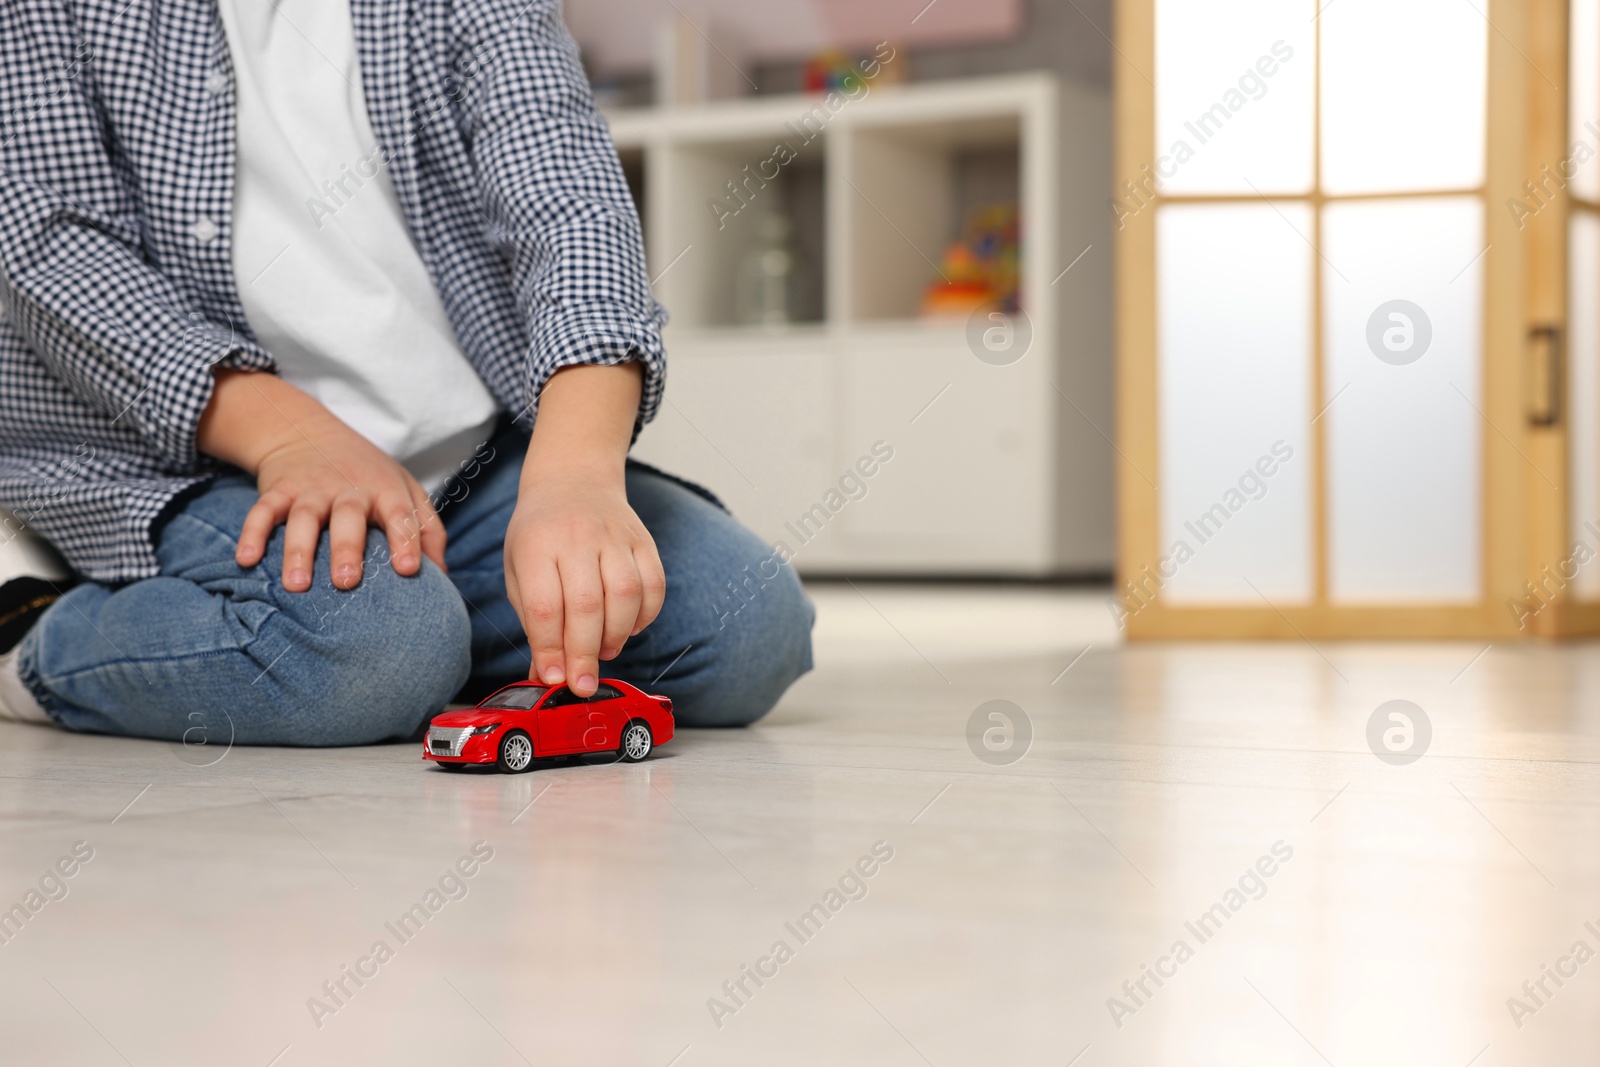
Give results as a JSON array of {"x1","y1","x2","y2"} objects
[
  {"x1": 619, "y1": 720, "x2": 653, "y2": 763},
  {"x1": 498, "y1": 729, "x2": 535, "y2": 773}
]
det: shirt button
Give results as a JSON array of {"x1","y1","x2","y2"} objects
[
  {"x1": 189, "y1": 216, "x2": 219, "y2": 244},
  {"x1": 204, "y1": 70, "x2": 229, "y2": 95}
]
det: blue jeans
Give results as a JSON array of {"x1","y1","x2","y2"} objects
[{"x1": 16, "y1": 425, "x2": 814, "y2": 745}]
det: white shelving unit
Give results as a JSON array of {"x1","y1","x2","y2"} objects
[{"x1": 607, "y1": 72, "x2": 1112, "y2": 575}]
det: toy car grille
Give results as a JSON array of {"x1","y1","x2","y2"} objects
[{"x1": 428, "y1": 727, "x2": 473, "y2": 755}]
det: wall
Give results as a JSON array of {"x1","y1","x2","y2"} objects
[{"x1": 751, "y1": 0, "x2": 1113, "y2": 92}]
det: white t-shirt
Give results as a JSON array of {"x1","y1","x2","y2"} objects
[{"x1": 217, "y1": 0, "x2": 500, "y2": 492}]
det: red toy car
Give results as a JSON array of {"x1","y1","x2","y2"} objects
[{"x1": 423, "y1": 679, "x2": 674, "y2": 772}]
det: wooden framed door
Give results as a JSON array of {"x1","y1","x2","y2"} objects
[
  {"x1": 1547, "y1": 0, "x2": 1600, "y2": 634},
  {"x1": 1114, "y1": 0, "x2": 1594, "y2": 639}
]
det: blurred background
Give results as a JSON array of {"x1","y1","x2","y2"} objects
[
  {"x1": 573, "y1": 0, "x2": 1592, "y2": 647},
  {"x1": 567, "y1": 0, "x2": 1114, "y2": 654}
]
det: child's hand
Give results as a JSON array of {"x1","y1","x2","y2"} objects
[
  {"x1": 244, "y1": 429, "x2": 445, "y2": 592},
  {"x1": 503, "y1": 473, "x2": 664, "y2": 697},
  {"x1": 503, "y1": 363, "x2": 661, "y2": 697},
  {"x1": 198, "y1": 370, "x2": 446, "y2": 591}
]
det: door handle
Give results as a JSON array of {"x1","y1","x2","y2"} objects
[{"x1": 1527, "y1": 324, "x2": 1562, "y2": 428}]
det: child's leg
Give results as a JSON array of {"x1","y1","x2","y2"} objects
[
  {"x1": 16, "y1": 475, "x2": 471, "y2": 745},
  {"x1": 444, "y1": 440, "x2": 814, "y2": 727},
  {"x1": 610, "y1": 461, "x2": 815, "y2": 725}
]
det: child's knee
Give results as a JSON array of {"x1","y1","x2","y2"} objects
[
  {"x1": 753, "y1": 563, "x2": 815, "y2": 678},
  {"x1": 674, "y1": 561, "x2": 814, "y2": 728},
  {"x1": 244, "y1": 552, "x2": 471, "y2": 745}
]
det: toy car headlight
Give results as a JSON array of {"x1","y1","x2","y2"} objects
[{"x1": 469, "y1": 723, "x2": 501, "y2": 736}]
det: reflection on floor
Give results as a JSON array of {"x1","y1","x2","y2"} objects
[{"x1": 2, "y1": 585, "x2": 1597, "y2": 1066}]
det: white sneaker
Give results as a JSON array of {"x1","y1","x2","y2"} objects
[
  {"x1": 0, "y1": 511, "x2": 70, "y2": 586},
  {"x1": 0, "y1": 511, "x2": 69, "y2": 725},
  {"x1": 0, "y1": 647, "x2": 50, "y2": 724}
]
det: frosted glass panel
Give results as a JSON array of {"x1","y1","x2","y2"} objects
[
  {"x1": 1321, "y1": 0, "x2": 1486, "y2": 195},
  {"x1": 1158, "y1": 204, "x2": 1313, "y2": 604},
  {"x1": 1324, "y1": 198, "x2": 1483, "y2": 603},
  {"x1": 1572, "y1": 213, "x2": 1600, "y2": 598},
  {"x1": 1575, "y1": 0, "x2": 1600, "y2": 202},
  {"x1": 1153, "y1": 0, "x2": 1314, "y2": 195}
]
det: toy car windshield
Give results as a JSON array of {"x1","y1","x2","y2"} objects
[{"x1": 477, "y1": 685, "x2": 547, "y2": 710}]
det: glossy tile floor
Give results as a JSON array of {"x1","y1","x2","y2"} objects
[{"x1": 5, "y1": 584, "x2": 1599, "y2": 1066}]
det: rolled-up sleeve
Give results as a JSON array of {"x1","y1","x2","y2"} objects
[
  {"x1": 0, "y1": 2, "x2": 272, "y2": 475},
  {"x1": 450, "y1": 0, "x2": 666, "y2": 434}
]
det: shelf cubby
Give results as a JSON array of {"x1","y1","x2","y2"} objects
[
  {"x1": 836, "y1": 114, "x2": 1023, "y2": 324},
  {"x1": 656, "y1": 137, "x2": 827, "y2": 329},
  {"x1": 602, "y1": 74, "x2": 1111, "y2": 575}
]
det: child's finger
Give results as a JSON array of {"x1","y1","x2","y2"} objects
[
  {"x1": 407, "y1": 484, "x2": 447, "y2": 572},
  {"x1": 518, "y1": 560, "x2": 567, "y2": 686},
  {"x1": 502, "y1": 552, "x2": 537, "y2": 682},
  {"x1": 237, "y1": 489, "x2": 291, "y2": 567},
  {"x1": 327, "y1": 491, "x2": 368, "y2": 589},
  {"x1": 376, "y1": 489, "x2": 422, "y2": 574},
  {"x1": 632, "y1": 541, "x2": 666, "y2": 636},
  {"x1": 598, "y1": 547, "x2": 642, "y2": 659},
  {"x1": 558, "y1": 555, "x2": 605, "y2": 697},
  {"x1": 281, "y1": 495, "x2": 329, "y2": 592}
]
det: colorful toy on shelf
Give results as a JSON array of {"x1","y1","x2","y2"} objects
[
  {"x1": 802, "y1": 44, "x2": 905, "y2": 95},
  {"x1": 423, "y1": 679, "x2": 674, "y2": 772},
  {"x1": 803, "y1": 50, "x2": 855, "y2": 94},
  {"x1": 921, "y1": 202, "x2": 1022, "y2": 318}
]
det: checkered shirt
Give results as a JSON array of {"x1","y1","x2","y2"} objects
[{"x1": 0, "y1": 0, "x2": 665, "y2": 580}]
